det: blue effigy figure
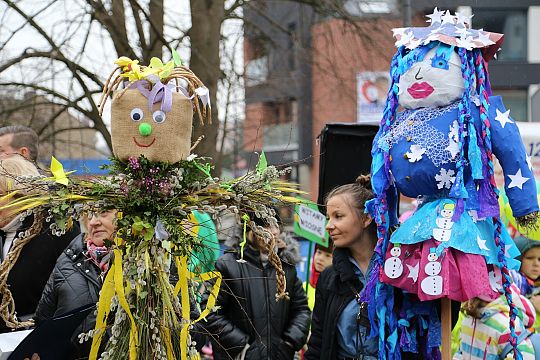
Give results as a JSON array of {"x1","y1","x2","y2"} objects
[{"x1": 364, "y1": 8, "x2": 539, "y2": 360}]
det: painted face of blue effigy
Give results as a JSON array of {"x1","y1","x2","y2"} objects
[{"x1": 398, "y1": 43, "x2": 464, "y2": 109}]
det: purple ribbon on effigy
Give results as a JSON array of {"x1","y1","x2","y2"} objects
[{"x1": 133, "y1": 80, "x2": 176, "y2": 112}]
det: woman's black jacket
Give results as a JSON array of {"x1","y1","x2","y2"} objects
[
  {"x1": 199, "y1": 245, "x2": 311, "y2": 360},
  {"x1": 35, "y1": 234, "x2": 101, "y2": 359},
  {"x1": 304, "y1": 247, "x2": 366, "y2": 360}
]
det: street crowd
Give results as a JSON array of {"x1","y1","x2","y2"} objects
[{"x1": 0, "y1": 125, "x2": 538, "y2": 360}]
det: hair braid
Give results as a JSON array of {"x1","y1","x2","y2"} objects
[
  {"x1": 475, "y1": 53, "x2": 497, "y2": 189},
  {"x1": 250, "y1": 222, "x2": 289, "y2": 300},
  {"x1": 449, "y1": 48, "x2": 472, "y2": 199},
  {"x1": 495, "y1": 217, "x2": 522, "y2": 359},
  {"x1": 0, "y1": 211, "x2": 45, "y2": 329},
  {"x1": 473, "y1": 49, "x2": 521, "y2": 358},
  {"x1": 362, "y1": 47, "x2": 404, "y2": 358}
]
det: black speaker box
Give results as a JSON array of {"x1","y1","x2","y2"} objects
[{"x1": 317, "y1": 123, "x2": 380, "y2": 211}]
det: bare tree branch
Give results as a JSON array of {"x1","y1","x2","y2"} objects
[{"x1": 0, "y1": 50, "x2": 103, "y2": 88}]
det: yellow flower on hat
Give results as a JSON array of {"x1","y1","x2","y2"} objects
[
  {"x1": 113, "y1": 56, "x2": 174, "y2": 83},
  {"x1": 145, "y1": 57, "x2": 174, "y2": 80},
  {"x1": 115, "y1": 57, "x2": 144, "y2": 82}
]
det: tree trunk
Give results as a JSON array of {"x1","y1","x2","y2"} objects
[
  {"x1": 148, "y1": 0, "x2": 164, "y2": 60},
  {"x1": 189, "y1": 0, "x2": 224, "y2": 175}
]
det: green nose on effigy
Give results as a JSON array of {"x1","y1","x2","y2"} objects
[{"x1": 139, "y1": 123, "x2": 152, "y2": 136}]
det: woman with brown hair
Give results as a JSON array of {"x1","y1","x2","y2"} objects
[{"x1": 305, "y1": 175, "x2": 378, "y2": 360}]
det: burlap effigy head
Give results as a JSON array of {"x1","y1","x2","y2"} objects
[{"x1": 111, "y1": 88, "x2": 193, "y2": 163}]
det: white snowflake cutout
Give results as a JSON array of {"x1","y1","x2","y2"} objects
[
  {"x1": 446, "y1": 140, "x2": 459, "y2": 159},
  {"x1": 448, "y1": 120, "x2": 459, "y2": 142},
  {"x1": 406, "y1": 145, "x2": 426, "y2": 163},
  {"x1": 435, "y1": 168, "x2": 456, "y2": 189}
]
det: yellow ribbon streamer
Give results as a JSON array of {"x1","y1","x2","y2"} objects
[
  {"x1": 113, "y1": 248, "x2": 139, "y2": 360},
  {"x1": 192, "y1": 271, "x2": 222, "y2": 322},
  {"x1": 179, "y1": 256, "x2": 190, "y2": 360},
  {"x1": 174, "y1": 255, "x2": 222, "y2": 360},
  {"x1": 89, "y1": 260, "x2": 116, "y2": 360}
]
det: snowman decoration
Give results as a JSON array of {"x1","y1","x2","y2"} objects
[
  {"x1": 384, "y1": 244, "x2": 404, "y2": 279},
  {"x1": 432, "y1": 202, "x2": 455, "y2": 242},
  {"x1": 420, "y1": 248, "x2": 443, "y2": 296}
]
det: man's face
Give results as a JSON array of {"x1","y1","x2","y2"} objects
[{"x1": 0, "y1": 134, "x2": 18, "y2": 159}]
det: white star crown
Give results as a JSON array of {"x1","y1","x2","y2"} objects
[{"x1": 392, "y1": 8, "x2": 503, "y2": 61}]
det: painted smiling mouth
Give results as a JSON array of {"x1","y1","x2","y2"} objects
[
  {"x1": 133, "y1": 137, "x2": 156, "y2": 148},
  {"x1": 407, "y1": 82, "x2": 434, "y2": 99}
]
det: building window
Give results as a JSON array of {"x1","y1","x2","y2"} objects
[
  {"x1": 493, "y1": 89, "x2": 528, "y2": 122},
  {"x1": 263, "y1": 99, "x2": 299, "y2": 150},
  {"x1": 343, "y1": 0, "x2": 397, "y2": 16},
  {"x1": 245, "y1": 56, "x2": 268, "y2": 87},
  {"x1": 263, "y1": 123, "x2": 299, "y2": 150},
  {"x1": 472, "y1": 9, "x2": 527, "y2": 61}
]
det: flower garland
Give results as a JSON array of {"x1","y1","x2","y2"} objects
[{"x1": 0, "y1": 153, "x2": 304, "y2": 360}]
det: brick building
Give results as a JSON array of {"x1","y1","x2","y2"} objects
[{"x1": 243, "y1": 0, "x2": 540, "y2": 202}]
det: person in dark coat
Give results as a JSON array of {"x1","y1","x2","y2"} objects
[
  {"x1": 198, "y1": 212, "x2": 310, "y2": 360},
  {"x1": 0, "y1": 156, "x2": 80, "y2": 332},
  {"x1": 305, "y1": 175, "x2": 378, "y2": 360},
  {"x1": 35, "y1": 210, "x2": 116, "y2": 359}
]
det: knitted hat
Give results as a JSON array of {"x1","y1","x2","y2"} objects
[{"x1": 514, "y1": 236, "x2": 540, "y2": 260}]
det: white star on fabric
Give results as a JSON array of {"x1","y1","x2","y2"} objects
[
  {"x1": 456, "y1": 36, "x2": 475, "y2": 50},
  {"x1": 395, "y1": 31, "x2": 414, "y2": 47},
  {"x1": 477, "y1": 235, "x2": 490, "y2": 250},
  {"x1": 508, "y1": 168, "x2": 530, "y2": 190},
  {"x1": 494, "y1": 109, "x2": 514, "y2": 128},
  {"x1": 441, "y1": 11, "x2": 455, "y2": 25},
  {"x1": 455, "y1": 12, "x2": 473, "y2": 27},
  {"x1": 406, "y1": 145, "x2": 426, "y2": 163},
  {"x1": 476, "y1": 31, "x2": 495, "y2": 46},
  {"x1": 526, "y1": 154, "x2": 533, "y2": 171},
  {"x1": 406, "y1": 263, "x2": 420, "y2": 283},
  {"x1": 435, "y1": 168, "x2": 456, "y2": 190},
  {"x1": 426, "y1": 7, "x2": 445, "y2": 24},
  {"x1": 456, "y1": 27, "x2": 471, "y2": 38}
]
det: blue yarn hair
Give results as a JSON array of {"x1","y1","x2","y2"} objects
[{"x1": 363, "y1": 46, "x2": 405, "y2": 360}]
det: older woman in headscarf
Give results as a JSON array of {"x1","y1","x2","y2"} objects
[{"x1": 35, "y1": 209, "x2": 116, "y2": 359}]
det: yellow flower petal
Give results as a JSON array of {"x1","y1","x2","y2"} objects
[
  {"x1": 114, "y1": 56, "x2": 134, "y2": 66},
  {"x1": 149, "y1": 57, "x2": 164, "y2": 69}
]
